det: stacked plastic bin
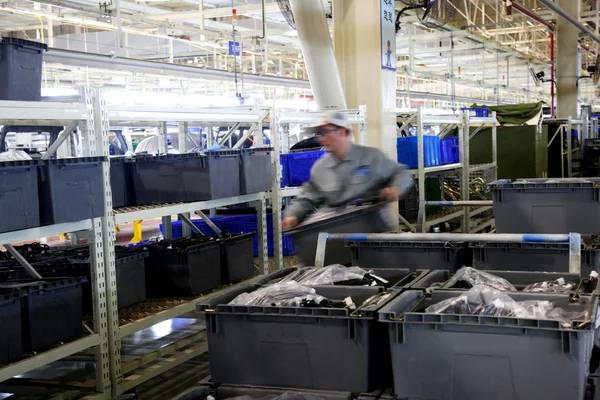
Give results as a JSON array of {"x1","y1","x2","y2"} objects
[{"x1": 396, "y1": 136, "x2": 440, "y2": 168}]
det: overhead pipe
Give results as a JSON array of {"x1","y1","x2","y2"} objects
[
  {"x1": 289, "y1": 0, "x2": 347, "y2": 110},
  {"x1": 252, "y1": 0, "x2": 266, "y2": 40},
  {"x1": 536, "y1": 0, "x2": 600, "y2": 46}
]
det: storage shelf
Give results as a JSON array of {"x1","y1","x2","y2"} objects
[
  {"x1": 469, "y1": 163, "x2": 497, "y2": 172},
  {"x1": 0, "y1": 220, "x2": 93, "y2": 245},
  {"x1": 118, "y1": 275, "x2": 264, "y2": 339},
  {"x1": 279, "y1": 187, "x2": 303, "y2": 198},
  {"x1": 409, "y1": 163, "x2": 462, "y2": 175},
  {"x1": 114, "y1": 193, "x2": 265, "y2": 224},
  {"x1": 0, "y1": 334, "x2": 100, "y2": 383},
  {"x1": 0, "y1": 100, "x2": 88, "y2": 125}
]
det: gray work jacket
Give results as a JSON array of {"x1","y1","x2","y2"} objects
[{"x1": 284, "y1": 144, "x2": 413, "y2": 230}]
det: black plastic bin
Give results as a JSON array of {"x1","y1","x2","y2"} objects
[
  {"x1": 489, "y1": 178, "x2": 600, "y2": 234},
  {"x1": 31, "y1": 250, "x2": 148, "y2": 312},
  {"x1": 469, "y1": 242, "x2": 600, "y2": 276},
  {"x1": 0, "y1": 291, "x2": 24, "y2": 364},
  {"x1": 38, "y1": 157, "x2": 106, "y2": 225},
  {"x1": 221, "y1": 233, "x2": 256, "y2": 284},
  {"x1": 286, "y1": 203, "x2": 390, "y2": 266},
  {"x1": 0, "y1": 38, "x2": 47, "y2": 101},
  {"x1": 198, "y1": 285, "x2": 397, "y2": 393},
  {"x1": 347, "y1": 241, "x2": 466, "y2": 271},
  {"x1": 379, "y1": 290, "x2": 597, "y2": 400},
  {"x1": 411, "y1": 269, "x2": 588, "y2": 292},
  {"x1": 132, "y1": 152, "x2": 240, "y2": 205},
  {"x1": 255, "y1": 266, "x2": 430, "y2": 290},
  {"x1": 239, "y1": 148, "x2": 273, "y2": 194},
  {"x1": 110, "y1": 157, "x2": 136, "y2": 208},
  {"x1": 145, "y1": 238, "x2": 221, "y2": 297},
  {"x1": 0, "y1": 277, "x2": 86, "y2": 352},
  {"x1": 0, "y1": 160, "x2": 41, "y2": 233}
]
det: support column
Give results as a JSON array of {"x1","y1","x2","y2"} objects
[
  {"x1": 556, "y1": 0, "x2": 580, "y2": 118},
  {"x1": 333, "y1": 0, "x2": 398, "y2": 228}
]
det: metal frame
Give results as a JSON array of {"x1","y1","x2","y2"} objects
[
  {"x1": 0, "y1": 90, "x2": 113, "y2": 399},
  {"x1": 314, "y1": 232, "x2": 582, "y2": 274},
  {"x1": 398, "y1": 108, "x2": 498, "y2": 233},
  {"x1": 106, "y1": 103, "x2": 271, "y2": 397},
  {"x1": 544, "y1": 117, "x2": 584, "y2": 178},
  {"x1": 269, "y1": 106, "x2": 368, "y2": 271}
]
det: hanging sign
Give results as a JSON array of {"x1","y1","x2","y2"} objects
[{"x1": 380, "y1": 0, "x2": 396, "y2": 71}]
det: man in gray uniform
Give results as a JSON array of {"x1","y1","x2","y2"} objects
[{"x1": 283, "y1": 111, "x2": 412, "y2": 231}]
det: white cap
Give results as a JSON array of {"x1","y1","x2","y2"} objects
[{"x1": 308, "y1": 111, "x2": 353, "y2": 134}]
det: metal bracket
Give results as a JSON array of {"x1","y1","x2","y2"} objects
[
  {"x1": 3, "y1": 244, "x2": 42, "y2": 279},
  {"x1": 217, "y1": 122, "x2": 242, "y2": 146},
  {"x1": 42, "y1": 121, "x2": 78, "y2": 160},
  {"x1": 468, "y1": 124, "x2": 485, "y2": 140},
  {"x1": 196, "y1": 210, "x2": 221, "y2": 235},
  {"x1": 177, "y1": 213, "x2": 205, "y2": 236}
]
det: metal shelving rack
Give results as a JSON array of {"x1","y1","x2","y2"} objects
[
  {"x1": 397, "y1": 108, "x2": 498, "y2": 233},
  {"x1": 0, "y1": 97, "x2": 272, "y2": 398},
  {"x1": 105, "y1": 103, "x2": 270, "y2": 397},
  {"x1": 269, "y1": 107, "x2": 368, "y2": 271},
  {"x1": 543, "y1": 117, "x2": 584, "y2": 177},
  {"x1": 0, "y1": 89, "x2": 115, "y2": 400}
]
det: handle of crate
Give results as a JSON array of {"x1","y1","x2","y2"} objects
[{"x1": 314, "y1": 232, "x2": 582, "y2": 275}]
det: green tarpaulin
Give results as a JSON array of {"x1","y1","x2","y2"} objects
[{"x1": 471, "y1": 102, "x2": 544, "y2": 126}]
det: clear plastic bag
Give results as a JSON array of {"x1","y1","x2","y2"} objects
[
  {"x1": 425, "y1": 285, "x2": 588, "y2": 327},
  {"x1": 277, "y1": 265, "x2": 369, "y2": 286},
  {"x1": 228, "y1": 281, "x2": 328, "y2": 307},
  {"x1": 523, "y1": 278, "x2": 577, "y2": 294},
  {"x1": 0, "y1": 149, "x2": 32, "y2": 161},
  {"x1": 445, "y1": 267, "x2": 517, "y2": 291}
]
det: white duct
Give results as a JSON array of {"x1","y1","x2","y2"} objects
[{"x1": 289, "y1": 0, "x2": 347, "y2": 110}]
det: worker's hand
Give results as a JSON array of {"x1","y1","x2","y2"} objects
[
  {"x1": 282, "y1": 216, "x2": 299, "y2": 230},
  {"x1": 381, "y1": 187, "x2": 401, "y2": 202}
]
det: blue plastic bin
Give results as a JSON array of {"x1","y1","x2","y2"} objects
[
  {"x1": 396, "y1": 136, "x2": 441, "y2": 168},
  {"x1": 440, "y1": 137, "x2": 459, "y2": 165},
  {"x1": 286, "y1": 150, "x2": 327, "y2": 187},
  {"x1": 460, "y1": 107, "x2": 490, "y2": 118},
  {"x1": 280, "y1": 154, "x2": 289, "y2": 188}
]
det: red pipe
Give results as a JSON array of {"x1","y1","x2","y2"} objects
[
  {"x1": 550, "y1": 32, "x2": 555, "y2": 117},
  {"x1": 506, "y1": 0, "x2": 555, "y2": 31}
]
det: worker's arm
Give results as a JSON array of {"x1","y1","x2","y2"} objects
[
  {"x1": 376, "y1": 149, "x2": 413, "y2": 200},
  {"x1": 283, "y1": 177, "x2": 324, "y2": 229}
]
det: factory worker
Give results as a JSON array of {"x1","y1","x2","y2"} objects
[{"x1": 283, "y1": 111, "x2": 412, "y2": 231}]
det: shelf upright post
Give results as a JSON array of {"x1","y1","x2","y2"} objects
[
  {"x1": 254, "y1": 192, "x2": 269, "y2": 275},
  {"x1": 78, "y1": 87, "x2": 114, "y2": 396},
  {"x1": 254, "y1": 98, "x2": 264, "y2": 146},
  {"x1": 461, "y1": 110, "x2": 471, "y2": 232},
  {"x1": 157, "y1": 121, "x2": 172, "y2": 237},
  {"x1": 358, "y1": 105, "x2": 367, "y2": 145},
  {"x1": 492, "y1": 111, "x2": 498, "y2": 181},
  {"x1": 567, "y1": 117, "x2": 573, "y2": 177},
  {"x1": 415, "y1": 109, "x2": 426, "y2": 233},
  {"x1": 92, "y1": 88, "x2": 122, "y2": 397},
  {"x1": 271, "y1": 106, "x2": 284, "y2": 271},
  {"x1": 178, "y1": 121, "x2": 191, "y2": 238}
]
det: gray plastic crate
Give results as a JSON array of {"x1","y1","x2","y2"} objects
[
  {"x1": 489, "y1": 178, "x2": 600, "y2": 234},
  {"x1": 254, "y1": 266, "x2": 430, "y2": 290},
  {"x1": 239, "y1": 148, "x2": 273, "y2": 194},
  {"x1": 286, "y1": 203, "x2": 390, "y2": 266},
  {"x1": 347, "y1": 241, "x2": 465, "y2": 271},
  {"x1": 470, "y1": 242, "x2": 600, "y2": 276},
  {"x1": 379, "y1": 290, "x2": 597, "y2": 400},
  {"x1": 411, "y1": 269, "x2": 587, "y2": 292},
  {"x1": 198, "y1": 285, "x2": 397, "y2": 393}
]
